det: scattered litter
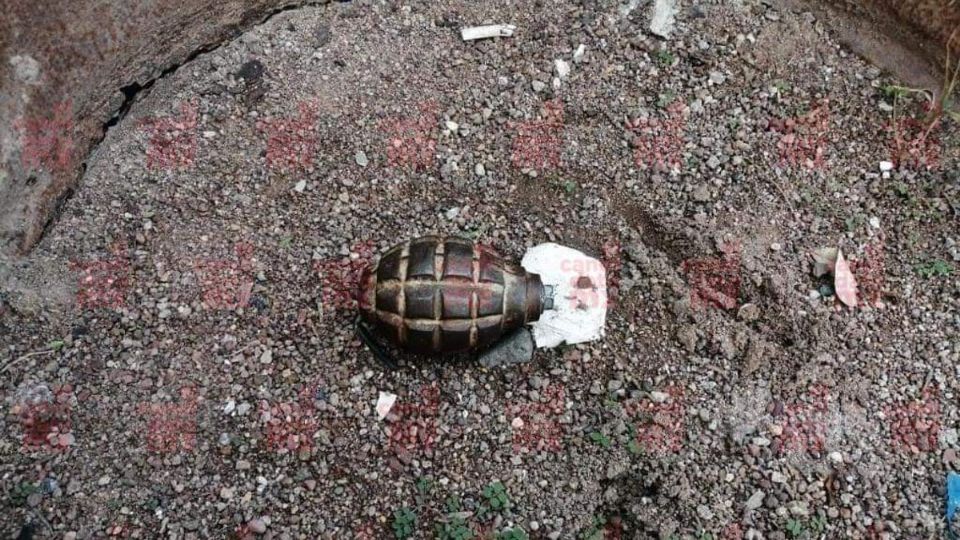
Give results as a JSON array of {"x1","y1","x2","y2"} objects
[
  {"x1": 461, "y1": 24, "x2": 516, "y2": 41},
  {"x1": 648, "y1": 0, "x2": 679, "y2": 39},
  {"x1": 948, "y1": 472, "x2": 959, "y2": 539},
  {"x1": 834, "y1": 249, "x2": 858, "y2": 307},
  {"x1": 521, "y1": 243, "x2": 607, "y2": 348},
  {"x1": 376, "y1": 391, "x2": 397, "y2": 420},
  {"x1": 879, "y1": 161, "x2": 894, "y2": 172}
]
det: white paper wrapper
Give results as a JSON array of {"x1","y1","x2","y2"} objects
[
  {"x1": 461, "y1": 24, "x2": 517, "y2": 41},
  {"x1": 521, "y1": 243, "x2": 607, "y2": 348},
  {"x1": 376, "y1": 391, "x2": 397, "y2": 420}
]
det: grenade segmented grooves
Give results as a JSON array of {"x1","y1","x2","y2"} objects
[{"x1": 359, "y1": 235, "x2": 545, "y2": 354}]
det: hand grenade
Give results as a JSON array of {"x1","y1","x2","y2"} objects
[{"x1": 358, "y1": 235, "x2": 551, "y2": 355}]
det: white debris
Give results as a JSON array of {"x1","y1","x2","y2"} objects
[
  {"x1": 573, "y1": 44, "x2": 587, "y2": 63},
  {"x1": 293, "y1": 179, "x2": 307, "y2": 193},
  {"x1": 879, "y1": 160, "x2": 894, "y2": 172},
  {"x1": 376, "y1": 391, "x2": 397, "y2": 420},
  {"x1": 619, "y1": 0, "x2": 642, "y2": 18},
  {"x1": 648, "y1": 0, "x2": 679, "y2": 39},
  {"x1": 554, "y1": 59, "x2": 571, "y2": 79},
  {"x1": 9, "y1": 54, "x2": 41, "y2": 85},
  {"x1": 521, "y1": 243, "x2": 607, "y2": 348},
  {"x1": 461, "y1": 24, "x2": 517, "y2": 41}
]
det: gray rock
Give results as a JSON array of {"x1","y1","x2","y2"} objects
[{"x1": 479, "y1": 328, "x2": 535, "y2": 368}]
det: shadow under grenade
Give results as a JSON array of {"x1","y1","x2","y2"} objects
[{"x1": 358, "y1": 235, "x2": 555, "y2": 355}]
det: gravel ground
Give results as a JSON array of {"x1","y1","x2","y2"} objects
[{"x1": 1, "y1": 1, "x2": 959, "y2": 539}]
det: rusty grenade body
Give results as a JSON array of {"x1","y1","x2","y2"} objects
[{"x1": 359, "y1": 235, "x2": 547, "y2": 354}]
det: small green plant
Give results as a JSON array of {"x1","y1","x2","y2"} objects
[
  {"x1": 8, "y1": 482, "x2": 38, "y2": 507},
  {"x1": 656, "y1": 91, "x2": 676, "y2": 109},
  {"x1": 392, "y1": 507, "x2": 417, "y2": 539},
  {"x1": 915, "y1": 259, "x2": 954, "y2": 278},
  {"x1": 562, "y1": 180, "x2": 577, "y2": 193},
  {"x1": 415, "y1": 476, "x2": 433, "y2": 506},
  {"x1": 436, "y1": 515, "x2": 475, "y2": 540},
  {"x1": 580, "y1": 516, "x2": 608, "y2": 540},
  {"x1": 279, "y1": 235, "x2": 293, "y2": 249},
  {"x1": 588, "y1": 431, "x2": 611, "y2": 448},
  {"x1": 809, "y1": 515, "x2": 827, "y2": 534},
  {"x1": 625, "y1": 424, "x2": 643, "y2": 455},
  {"x1": 655, "y1": 49, "x2": 675, "y2": 67},
  {"x1": 698, "y1": 532, "x2": 715, "y2": 540},
  {"x1": 482, "y1": 481, "x2": 511, "y2": 513},
  {"x1": 881, "y1": 84, "x2": 911, "y2": 100},
  {"x1": 785, "y1": 518, "x2": 805, "y2": 538},
  {"x1": 48, "y1": 340, "x2": 64, "y2": 351},
  {"x1": 445, "y1": 495, "x2": 462, "y2": 513},
  {"x1": 497, "y1": 527, "x2": 530, "y2": 540},
  {"x1": 773, "y1": 80, "x2": 791, "y2": 94}
]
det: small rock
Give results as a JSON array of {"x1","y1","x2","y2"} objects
[
  {"x1": 445, "y1": 120, "x2": 459, "y2": 133},
  {"x1": 97, "y1": 475, "x2": 111, "y2": 486},
  {"x1": 475, "y1": 163, "x2": 486, "y2": 176},
  {"x1": 260, "y1": 349, "x2": 273, "y2": 364},
  {"x1": 879, "y1": 161, "x2": 894, "y2": 172},
  {"x1": 479, "y1": 328, "x2": 535, "y2": 368},
  {"x1": 692, "y1": 184, "x2": 711, "y2": 202},
  {"x1": 648, "y1": 0, "x2": 679, "y2": 39},
  {"x1": 738, "y1": 303, "x2": 760, "y2": 321},
  {"x1": 532, "y1": 80, "x2": 547, "y2": 93},
  {"x1": 650, "y1": 391, "x2": 670, "y2": 403},
  {"x1": 248, "y1": 518, "x2": 267, "y2": 534},
  {"x1": 708, "y1": 71, "x2": 726, "y2": 85},
  {"x1": 293, "y1": 180, "x2": 307, "y2": 193},
  {"x1": 746, "y1": 490, "x2": 765, "y2": 510},
  {"x1": 445, "y1": 207, "x2": 460, "y2": 220},
  {"x1": 555, "y1": 59, "x2": 571, "y2": 79},
  {"x1": 355, "y1": 150, "x2": 369, "y2": 167}
]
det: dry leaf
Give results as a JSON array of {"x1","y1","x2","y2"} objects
[{"x1": 834, "y1": 249, "x2": 858, "y2": 307}]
